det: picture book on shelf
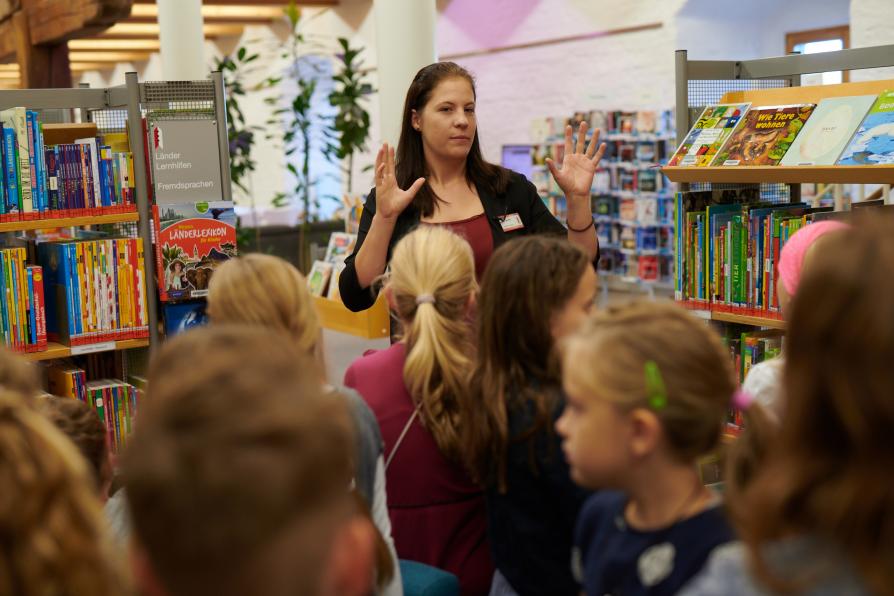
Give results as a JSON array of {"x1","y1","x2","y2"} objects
[
  {"x1": 712, "y1": 104, "x2": 816, "y2": 166},
  {"x1": 153, "y1": 201, "x2": 237, "y2": 302},
  {"x1": 837, "y1": 90, "x2": 894, "y2": 165},
  {"x1": 307, "y1": 260, "x2": 333, "y2": 297},
  {"x1": 324, "y1": 232, "x2": 357, "y2": 263},
  {"x1": 667, "y1": 103, "x2": 750, "y2": 167},
  {"x1": 780, "y1": 95, "x2": 877, "y2": 166},
  {"x1": 326, "y1": 262, "x2": 346, "y2": 301}
]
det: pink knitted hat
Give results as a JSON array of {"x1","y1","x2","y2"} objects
[{"x1": 778, "y1": 220, "x2": 849, "y2": 297}]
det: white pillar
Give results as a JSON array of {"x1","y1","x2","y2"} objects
[
  {"x1": 157, "y1": 0, "x2": 206, "y2": 80},
  {"x1": 373, "y1": 0, "x2": 437, "y2": 145}
]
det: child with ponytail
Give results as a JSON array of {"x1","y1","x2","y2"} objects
[
  {"x1": 345, "y1": 225, "x2": 492, "y2": 595},
  {"x1": 557, "y1": 301, "x2": 737, "y2": 596}
]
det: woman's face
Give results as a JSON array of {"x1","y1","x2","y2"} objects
[
  {"x1": 412, "y1": 76, "x2": 477, "y2": 164},
  {"x1": 550, "y1": 266, "x2": 598, "y2": 341}
]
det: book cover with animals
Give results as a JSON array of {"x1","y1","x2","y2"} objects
[
  {"x1": 837, "y1": 90, "x2": 894, "y2": 165},
  {"x1": 780, "y1": 95, "x2": 877, "y2": 166},
  {"x1": 153, "y1": 201, "x2": 237, "y2": 302},
  {"x1": 667, "y1": 103, "x2": 750, "y2": 167},
  {"x1": 712, "y1": 104, "x2": 816, "y2": 166}
]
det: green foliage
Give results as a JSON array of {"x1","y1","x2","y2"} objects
[
  {"x1": 213, "y1": 48, "x2": 263, "y2": 195},
  {"x1": 324, "y1": 37, "x2": 374, "y2": 195}
]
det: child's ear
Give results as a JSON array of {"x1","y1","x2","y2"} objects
[
  {"x1": 323, "y1": 515, "x2": 376, "y2": 596},
  {"x1": 384, "y1": 285, "x2": 397, "y2": 313},
  {"x1": 628, "y1": 408, "x2": 663, "y2": 460}
]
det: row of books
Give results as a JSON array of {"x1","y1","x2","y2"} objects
[
  {"x1": 669, "y1": 90, "x2": 894, "y2": 167},
  {"x1": 0, "y1": 108, "x2": 135, "y2": 222},
  {"x1": 722, "y1": 328, "x2": 783, "y2": 431},
  {"x1": 674, "y1": 189, "x2": 829, "y2": 316},
  {"x1": 530, "y1": 109, "x2": 674, "y2": 141},
  {"x1": 0, "y1": 247, "x2": 46, "y2": 353},
  {"x1": 37, "y1": 238, "x2": 149, "y2": 346},
  {"x1": 46, "y1": 364, "x2": 140, "y2": 453}
]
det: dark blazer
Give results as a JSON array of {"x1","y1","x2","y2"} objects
[{"x1": 339, "y1": 171, "x2": 595, "y2": 312}]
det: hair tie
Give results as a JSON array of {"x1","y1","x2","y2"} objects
[
  {"x1": 415, "y1": 294, "x2": 436, "y2": 306},
  {"x1": 732, "y1": 389, "x2": 754, "y2": 411},
  {"x1": 644, "y1": 361, "x2": 667, "y2": 410}
]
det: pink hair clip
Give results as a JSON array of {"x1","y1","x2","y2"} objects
[{"x1": 732, "y1": 389, "x2": 754, "y2": 411}]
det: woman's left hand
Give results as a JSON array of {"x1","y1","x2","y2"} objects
[{"x1": 546, "y1": 122, "x2": 607, "y2": 201}]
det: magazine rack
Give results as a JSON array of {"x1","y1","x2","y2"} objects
[{"x1": 664, "y1": 44, "x2": 894, "y2": 328}]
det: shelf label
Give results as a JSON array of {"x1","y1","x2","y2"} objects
[
  {"x1": 71, "y1": 341, "x2": 116, "y2": 356},
  {"x1": 149, "y1": 118, "x2": 223, "y2": 205}
]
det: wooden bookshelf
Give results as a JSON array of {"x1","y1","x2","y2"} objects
[
  {"x1": 663, "y1": 165, "x2": 894, "y2": 185},
  {"x1": 711, "y1": 311, "x2": 786, "y2": 330},
  {"x1": 0, "y1": 211, "x2": 139, "y2": 233},
  {"x1": 720, "y1": 78, "x2": 894, "y2": 108},
  {"x1": 22, "y1": 338, "x2": 150, "y2": 362}
]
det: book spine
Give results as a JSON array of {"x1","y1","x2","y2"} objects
[
  {"x1": 13, "y1": 110, "x2": 32, "y2": 217},
  {"x1": 2, "y1": 129, "x2": 19, "y2": 218},
  {"x1": 30, "y1": 266, "x2": 46, "y2": 349},
  {"x1": 36, "y1": 121, "x2": 48, "y2": 214},
  {"x1": 24, "y1": 111, "x2": 37, "y2": 216}
]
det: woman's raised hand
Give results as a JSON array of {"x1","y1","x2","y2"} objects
[
  {"x1": 546, "y1": 122, "x2": 607, "y2": 200},
  {"x1": 375, "y1": 143, "x2": 426, "y2": 220}
]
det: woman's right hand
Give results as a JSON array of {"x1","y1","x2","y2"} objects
[{"x1": 375, "y1": 143, "x2": 426, "y2": 220}]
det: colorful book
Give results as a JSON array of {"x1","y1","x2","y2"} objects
[
  {"x1": 837, "y1": 90, "x2": 894, "y2": 165},
  {"x1": 668, "y1": 103, "x2": 750, "y2": 167},
  {"x1": 152, "y1": 202, "x2": 237, "y2": 302},
  {"x1": 307, "y1": 260, "x2": 333, "y2": 296},
  {"x1": 779, "y1": 95, "x2": 877, "y2": 166},
  {"x1": 0, "y1": 108, "x2": 32, "y2": 215},
  {"x1": 713, "y1": 104, "x2": 816, "y2": 166},
  {"x1": 324, "y1": 232, "x2": 357, "y2": 263}
]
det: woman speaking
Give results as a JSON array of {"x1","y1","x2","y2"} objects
[{"x1": 339, "y1": 61, "x2": 603, "y2": 312}]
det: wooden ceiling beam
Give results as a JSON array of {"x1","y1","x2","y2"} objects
[
  {"x1": 69, "y1": 50, "x2": 152, "y2": 62},
  {"x1": 128, "y1": 3, "x2": 287, "y2": 24},
  {"x1": 133, "y1": 0, "x2": 336, "y2": 4},
  {"x1": 99, "y1": 22, "x2": 244, "y2": 39}
]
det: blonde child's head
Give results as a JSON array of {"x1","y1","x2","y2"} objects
[
  {"x1": 557, "y1": 301, "x2": 735, "y2": 490},
  {"x1": 207, "y1": 253, "x2": 323, "y2": 372},
  {"x1": 0, "y1": 391, "x2": 128, "y2": 596},
  {"x1": 385, "y1": 225, "x2": 476, "y2": 462}
]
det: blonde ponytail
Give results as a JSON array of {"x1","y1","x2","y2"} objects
[{"x1": 388, "y1": 226, "x2": 476, "y2": 462}]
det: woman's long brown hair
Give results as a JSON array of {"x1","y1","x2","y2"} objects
[
  {"x1": 734, "y1": 216, "x2": 894, "y2": 595},
  {"x1": 395, "y1": 61, "x2": 510, "y2": 218},
  {"x1": 461, "y1": 236, "x2": 589, "y2": 491}
]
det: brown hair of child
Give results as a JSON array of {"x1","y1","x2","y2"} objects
[
  {"x1": 0, "y1": 391, "x2": 129, "y2": 596},
  {"x1": 461, "y1": 235, "x2": 590, "y2": 490},
  {"x1": 0, "y1": 346, "x2": 41, "y2": 398},
  {"x1": 36, "y1": 396, "x2": 112, "y2": 499},
  {"x1": 123, "y1": 326, "x2": 370, "y2": 596},
  {"x1": 735, "y1": 217, "x2": 894, "y2": 595},
  {"x1": 386, "y1": 225, "x2": 477, "y2": 462},
  {"x1": 562, "y1": 300, "x2": 736, "y2": 463}
]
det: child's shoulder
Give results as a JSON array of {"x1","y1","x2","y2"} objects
[
  {"x1": 577, "y1": 491, "x2": 627, "y2": 537},
  {"x1": 344, "y1": 343, "x2": 406, "y2": 387}
]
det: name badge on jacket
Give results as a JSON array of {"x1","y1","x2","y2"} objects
[{"x1": 500, "y1": 213, "x2": 524, "y2": 232}]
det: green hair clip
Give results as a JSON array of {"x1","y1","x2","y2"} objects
[{"x1": 644, "y1": 360, "x2": 667, "y2": 410}]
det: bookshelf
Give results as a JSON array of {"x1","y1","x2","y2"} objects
[
  {"x1": 668, "y1": 44, "x2": 894, "y2": 328},
  {"x1": 0, "y1": 211, "x2": 138, "y2": 233},
  {"x1": 25, "y1": 339, "x2": 151, "y2": 362}
]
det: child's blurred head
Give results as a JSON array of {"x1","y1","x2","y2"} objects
[
  {"x1": 36, "y1": 395, "x2": 112, "y2": 501},
  {"x1": 557, "y1": 301, "x2": 735, "y2": 490},
  {"x1": 740, "y1": 217, "x2": 894, "y2": 594},
  {"x1": 386, "y1": 226, "x2": 476, "y2": 462},
  {"x1": 207, "y1": 253, "x2": 324, "y2": 373},
  {"x1": 124, "y1": 326, "x2": 374, "y2": 596},
  {"x1": 0, "y1": 391, "x2": 128, "y2": 595},
  {"x1": 776, "y1": 220, "x2": 848, "y2": 315}
]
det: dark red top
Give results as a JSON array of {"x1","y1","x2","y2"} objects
[
  {"x1": 436, "y1": 212, "x2": 494, "y2": 280},
  {"x1": 344, "y1": 343, "x2": 493, "y2": 595}
]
